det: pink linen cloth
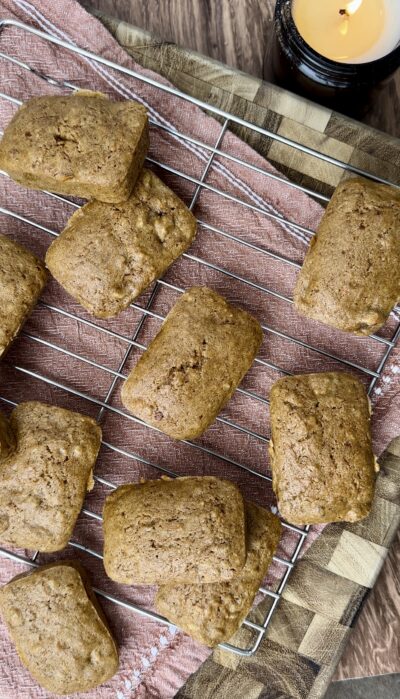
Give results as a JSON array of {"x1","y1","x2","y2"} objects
[{"x1": 0, "y1": 1, "x2": 399, "y2": 697}]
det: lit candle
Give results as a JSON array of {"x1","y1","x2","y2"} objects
[
  {"x1": 292, "y1": 0, "x2": 400, "y2": 64},
  {"x1": 267, "y1": 0, "x2": 400, "y2": 116}
]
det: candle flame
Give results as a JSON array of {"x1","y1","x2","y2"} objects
[{"x1": 346, "y1": 0, "x2": 363, "y2": 16}]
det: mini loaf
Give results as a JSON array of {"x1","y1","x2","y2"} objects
[
  {"x1": 45, "y1": 169, "x2": 197, "y2": 318},
  {"x1": 0, "y1": 401, "x2": 101, "y2": 551},
  {"x1": 0, "y1": 234, "x2": 47, "y2": 357},
  {"x1": 0, "y1": 561, "x2": 119, "y2": 694},
  {"x1": 156, "y1": 502, "x2": 281, "y2": 647},
  {"x1": 103, "y1": 476, "x2": 246, "y2": 585},
  {"x1": 121, "y1": 286, "x2": 263, "y2": 440},
  {"x1": 0, "y1": 91, "x2": 149, "y2": 203},
  {"x1": 294, "y1": 178, "x2": 400, "y2": 335},
  {"x1": 0, "y1": 410, "x2": 16, "y2": 461},
  {"x1": 269, "y1": 372, "x2": 377, "y2": 525}
]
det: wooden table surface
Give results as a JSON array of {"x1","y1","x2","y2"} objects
[
  {"x1": 84, "y1": 0, "x2": 400, "y2": 138},
  {"x1": 82, "y1": 3, "x2": 400, "y2": 693}
]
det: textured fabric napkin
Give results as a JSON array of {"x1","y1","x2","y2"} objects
[{"x1": 0, "y1": 1, "x2": 399, "y2": 698}]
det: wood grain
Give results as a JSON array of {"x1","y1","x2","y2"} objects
[
  {"x1": 334, "y1": 529, "x2": 400, "y2": 680},
  {"x1": 82, "y1": 0, "x2": 400, "y2": 137},
  {"x1": 83, "y1": 0, "x2": 275, "y2": 77},
  {"x1": 95, "y1": 12, "x2": 400, "y2": 199},
  {"x1": 333, "y1": 443, "x2": 400, "y2": 680}
]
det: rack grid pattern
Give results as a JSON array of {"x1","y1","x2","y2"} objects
[{"x1": 0, "y1": 18, "x2": 399, "y2": 658}]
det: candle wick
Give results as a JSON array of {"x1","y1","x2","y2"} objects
[{"x1": 339, "y1": 8, "x2": 349, "y2": 15}]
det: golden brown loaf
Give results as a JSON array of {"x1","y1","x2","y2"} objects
[
  {"x1": 0, "y1": 561, "x2": 119, "y2": 694},
  {"x1": 0, "y1": 410, "x2": 16, "y2": 461},
  {"x1": 294, "y1": 178, "x2": 400, "y2": 335},
  {"x1": 103, "y1": 476, "x2": 246, "y2": 585},
  {"x1": 0, "y1": 401, "x2": 101, "y2": 551},
  {"x1": 0, "y1": 234, "x2": 47, "y2": 357},
  {"x1": 45, "y1": 169, "x2": 197, "y2": 318},
  {"x1": 0, "y1": 91, "x2": 149, "y2": 203},
  {"x1": 269, "y1": 372, "x2": 377, "y2": 525},
  {"x1": 156, "y1": 502, "x2": 281, "y2": 647},
  {"x1": 121, "y1": 286, "x2": 263, "y2": 440}
]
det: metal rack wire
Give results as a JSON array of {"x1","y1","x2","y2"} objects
[{"x1": 0, "y1": 18, "x2": 399, "y2": 658}]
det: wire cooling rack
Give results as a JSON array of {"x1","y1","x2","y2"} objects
[{"x1": 0, "y1": 18, "x2": 399, "y2": 659}]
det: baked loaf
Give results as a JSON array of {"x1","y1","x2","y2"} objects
[
  {"x1": 0, "y1": 410, "x2": 16, "y2": 461},
  {"x1": 156, "y1": 502, "x2": 281, "y2": 647},
  {"x1": 0, "y1": 234, "x2": 47, "y2": 357},
  {"x1": 294, "y1": 178, "x2": 400, "y2": 335},
  {"x1": 0, "y1": 91, "x2": 149, "y2": 203},
  {"x1": 0, "y1": 401, "x2": 101, "y2": 551},
  {"x1": 103, "y1": 476, "x2": 246, "y2": 585},
  {"x1": 121, "y1": 286, "x2": 263, "y2": 439},
  {"x1": 269, "y1": 372, "x2": 377, "y2": 525},
  {"x1": 45, "y1": 169, "x2": 197, "y2": 318},
  {"x1": 0, "y1": 561, "x2": 119, "y2": 694}
]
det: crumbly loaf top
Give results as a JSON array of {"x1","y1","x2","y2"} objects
[
  {"x1": 0, "y1": 561, "x2": 118, "y2": 694},
  {"x1": 269, "y1": 372, "x2": 376, "y2": 525},
  {"x1": 294, "y1": 178, "x2": 400, "y2": 335},
  {"x1": 0, "y1": 410, "x2": 16, "y2": 461},
  {"x1": 0, "y1": 401, "x2": 101, "y2": 551},
  {"x1": 0, "y1": 91, "x2": 148, "y2": 200},
  {"x1": 156, "y1": 502, "x2": 281, "y2": 647},
  {"x1": 103, "y1": 476, "x2": 246, "y2": 585},
  {"x1": 0, "y1": 234, "x2": 47, "y2": 356},
  {"x1": 121, "y1": 286, "x2": 263, "y2": 440},
  {"x1": 45, "y1": 168, "x2": 197, "y2": 318}
]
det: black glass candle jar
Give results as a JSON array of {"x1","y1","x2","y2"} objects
[{"x1": 265, "y1": 0, "x2": 400, "y2": 117}]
